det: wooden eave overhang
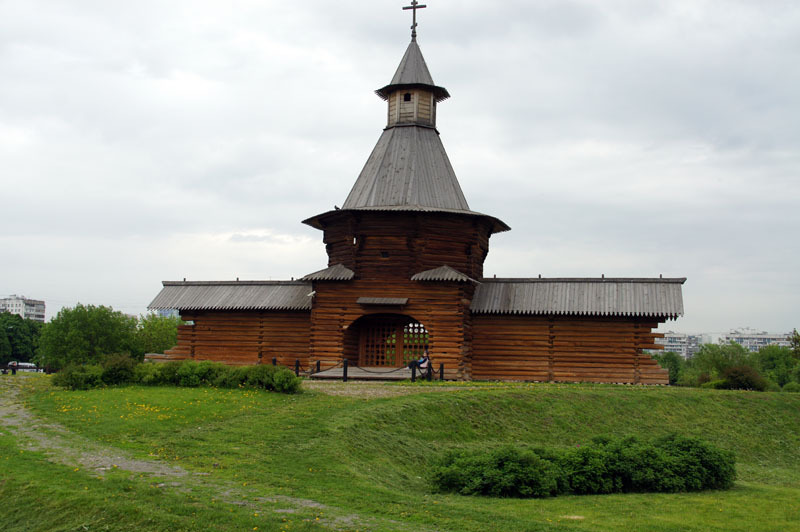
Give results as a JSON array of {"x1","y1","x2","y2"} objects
[
  {"x1": 471, "y1": 277, "x2": 686, "y2": 319},
  {"x1": 302, "y1": 207, "x2": 510, "y2": 235},
  {"x1": 301, "y1": 263, "x2": 355, "y2": 282},
  {"x1": 375, "y1": 82, "x2": 450, "y2": 102},
  {"x1": 411, "y1": 265, "x2": 479, "y2": 283}
]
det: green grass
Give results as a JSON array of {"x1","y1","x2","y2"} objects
[{"x1": 3, "y1": 375, "x2": 800, "y2": 531}]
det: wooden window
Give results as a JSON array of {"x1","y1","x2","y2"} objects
[
  {"x1": 358, "y1": 316, "x2": 429, "y2": 367},
  {"x1": 403, "y1": 92, "x2": 412, "y2": 102},
  {"x1": 380, "y1": 251, "x2": 390, "y2": 258}
]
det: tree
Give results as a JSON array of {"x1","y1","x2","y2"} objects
[
  {"x1": 686, "y1": 342, "x2": 750, "y2": 377},
  {"x1": 790, "y1": 328, "x2": 800, "y2": 359},
  {"x1": 136, "y1": 313, "x2": 182, "y2": 354},
  {"x1": 36, "y1": 304, "x2": 141, "y2": 370},
  {"x1": 752, "y1": 345, "x2": 797, "y2": 387},
  {"x1": 0, "y1": 312, "x2": 42, "y2": 365},
  {"x1": 652, "y1": 351, "x2": 685, "y2": 385}
]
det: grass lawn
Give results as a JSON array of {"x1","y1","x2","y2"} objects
[{"x1": 2, "y1": 375, "x2": 799, "y2": 531}]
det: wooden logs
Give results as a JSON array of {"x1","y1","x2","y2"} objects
[
  {"x1": 165, "y1": 311, "x2": 310, "y2": 368},
  {"x1": 471, "y1": 315, "x2": 669, "y2": 385}
]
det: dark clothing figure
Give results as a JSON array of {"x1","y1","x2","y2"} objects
[{"x1": 409, "y1": 353, "x2": 431, "y2": 377}]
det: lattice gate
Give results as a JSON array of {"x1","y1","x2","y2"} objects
[{"x1": 358, "y1": 315, "x2": 429, "y2": 367}]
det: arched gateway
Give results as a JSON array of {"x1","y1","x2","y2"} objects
[
  {"x1": 148, "y1": 6, "x2": 682, "y2": 384},
  {"x1": 345, "y1": 314, "x2": 429, "y2": 367}
]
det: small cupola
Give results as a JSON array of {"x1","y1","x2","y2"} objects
[{"x1": 375, "y1": 37, "x2": 449, "y2": 129}]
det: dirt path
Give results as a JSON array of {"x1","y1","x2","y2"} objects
[
  {"x1": 0, "y1": 375, "x2": 189, "y2": 477},
  {"x1": 0, "y1": 375, "x2": 431, "y2": 531}
]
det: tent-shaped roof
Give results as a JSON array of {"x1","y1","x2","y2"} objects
[{"x1": 375, "y1": 39, "x2": 449, "y2": 102}]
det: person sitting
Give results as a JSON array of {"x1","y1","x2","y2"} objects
[{"x1": 409, "y1": 349, "x2": 431, "y2": 378}]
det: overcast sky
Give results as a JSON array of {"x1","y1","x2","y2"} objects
[{"x1": 2, "y1": 0, "x2": 798, "y2": 334}]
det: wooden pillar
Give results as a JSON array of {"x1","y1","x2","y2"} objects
[{"x1": 547, "y1": 317, "x2": 555, "y2": 382}]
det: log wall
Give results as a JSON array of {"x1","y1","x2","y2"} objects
[
  {"x1": 471, "y1": 315, "x2": 668, "y2": 384},
  {"x1": 309, "y1": 279, "x2": 474, "y2": 379},
  {"x1": 164, "y1": 310, "x2": 310, "y2": 367},
  {"x1": 321, "y1": 211, "x2": 493, "y2": 280}
]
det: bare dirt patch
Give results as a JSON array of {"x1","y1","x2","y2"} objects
[{"x1": 302, "y1": 380, "x2": 478, "y2": 398}]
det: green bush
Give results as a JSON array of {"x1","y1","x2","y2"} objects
[
  {"x1": 54, "y1": 358, "x2": 301, "y2": 394},
  {"x1": 156, "y1": 361, "x2": 183, "y2": 385},
  {"x1": 718, "y1": 365, "x2": 768, "y2": 391},
  {"x1": 52, "y1": 364, "x2": 104, "y2": 391},
  {"x1": 245, "y1": 364, "x2": 279, "y2": 389},
  {"x1": 431, "y1": 446, "x2": 560, "y2": 498},
  {"x1": 100, "y1": 353, "x2": 137, "y2": 385},
  {"x1": 213, "y1": 365, "x2": 250, "y2": 388},
  {"x1": 430, "y1": 435, "x2": 735, "y2": 498},
  {"x1": 273, "y1": 368, "x2": 302, "y2": 393},
  {"x1": 782, "y1": 381, "x2": 800, "y2": 393},
  {"x1": 133, "y1": 362, "x2": 161, "y2": 385}
]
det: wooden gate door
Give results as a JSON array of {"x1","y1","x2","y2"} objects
[{"x1": 358, "y1": 316, "x2": 429, "y2": 367}]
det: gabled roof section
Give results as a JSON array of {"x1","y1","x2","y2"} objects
[
  {"x1": 148, "y1": 281, "x2": 312, "y2": 311},
  {"x1": 471, "y1": 278, "x2": 686, "y2": 319},
  {"x1": 376, "y1": 40, "x2": 450, "y2": 102},
  {"x1": 412, "y1": 265, "x2": 478, "y2": 283},
  {"x1": 341, "y1": 126, "x2": 469, "y2": 211},
  {"x1": 301, "y1": 263, "x2": 355, "y2": 282}
]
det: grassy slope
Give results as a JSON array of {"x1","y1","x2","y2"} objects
[{"x1": 5, "y1": 377, "x2": 800, "y2": 531}]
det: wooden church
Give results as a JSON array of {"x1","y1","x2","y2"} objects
[{"x1": 149, "y1": 7, "x2": 683, "y2": 384}]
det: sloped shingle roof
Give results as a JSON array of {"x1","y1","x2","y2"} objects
[
  {"x1": 148, "y1": 281, "x2": 312, "y2": 311},
  {"x1": 471, "y1": 278, "x2": 685, "y2": 318},
  {"x1": 411, "y1": 265, "x2": 477, "y2": 283},
  {"x1": 375, "y1": 39, "x2": 449, "y2": 102},
  {"x1": 301, "y1": 264, "x2": 355, "y2": 281}
]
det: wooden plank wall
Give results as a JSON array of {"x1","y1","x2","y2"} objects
[
  {"x1": 471, "y1": 315, "x2": 669, "y2": 384},
  {"x1": 309, "y1": 279, "x2": 474, "y2": 379},
  {"x1": 322, "y1": 212, "x2": 493, "y2": 281},
  {"x1": 164, "y1": 310, "x2": 310, "y2": 368}
]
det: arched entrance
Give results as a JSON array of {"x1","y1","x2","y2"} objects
[{"x1": 345, "y1": 314, "x2": 430, "y2": 367}]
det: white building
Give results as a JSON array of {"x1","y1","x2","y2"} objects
[
  {"x1": 0, "y1": 295, "x2": 46, "y2": 322},
  {"x1": 656, "y1": 332, "x2": 712, "y2": 359},
  {"x1": 720, "y1": 328, "x2": 791, "y2": 352}
]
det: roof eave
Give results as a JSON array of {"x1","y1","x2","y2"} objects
[
  {"x1": 375, "y1": 83, "x2": 450, "y2": 102},
  {"x1": 302, "y1": 207, "x2": 510, "y2": 235}
]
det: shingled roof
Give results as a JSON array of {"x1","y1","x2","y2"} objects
[
  {"x1": 301, "y1": 263, "x2": 355, "y2": 281},
  {"x1": 148, "y1": 281, "x2": 312, "y2": 311},
  {"x1": 342, "y1": 125, "x2": 469, "y2": 211},
  {"x1": 411, "y1": 265, "x2": 478, "y2": 283},
  {"x1": 471, "y1": 278, "x2": 685, "y2": 319},
  {"x1": 375, "y1": 39, "x2": 450, "y2": 102}
]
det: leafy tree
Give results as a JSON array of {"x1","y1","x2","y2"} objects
[
  {"x1": 751, "y1": 345, "x2": 797, "y2": 387},
  {"x1": 652, "y1": 351, "x2": 685, "y2": 385},
  {"x1": 687, "y1": 342, "x2": 750, "y2": 377},
  {"x1": 790, "y1": 328, "x2": 800, "y2": 360},
  {"x1": 36, "y1": 304, "x2": 141, "y2": 370},
  {"x1": 0, "y1": 312, "x2": 43, "y2": 365},
  {"x1": 136, "y1": 313, "x2": 182, "y2": 354}
]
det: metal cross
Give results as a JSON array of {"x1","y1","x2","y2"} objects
[{"x1": 402, "y1": 0, "x2": 427, "y2": 40}]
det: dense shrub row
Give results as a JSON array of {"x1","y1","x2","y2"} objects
[
  {"x1": 52, "y1": 356, "x2": 301, "y2": 394},
  {"x1": 653, "y1": 336, "x2": 800, "y2": 391},
  {"x1": 430, "y1": 435, "x2": 736, "y2": 498}
]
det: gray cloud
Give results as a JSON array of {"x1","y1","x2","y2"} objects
[{"x1": 1, "y1": 0, "x2": 798, "y2": 334}]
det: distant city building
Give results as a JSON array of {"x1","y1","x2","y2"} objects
[
  {"x1": 0, "y1": 295, "x2": 46, "y2": 322},
  {"x1": 720, "y1": 328, "x2": 791, "y2": 352},
  {"x1": 656, "y1": 332, "x2": 712, "y2": 359}
]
